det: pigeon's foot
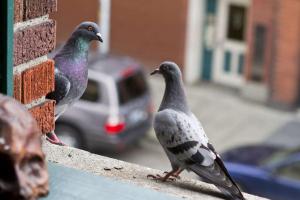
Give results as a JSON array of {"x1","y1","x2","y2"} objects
[
  {"x1": 147, "y1": 173, "x2": 176, "y2": 182},
  {"x1": 163, "y1": 169, "x2": 183, "y2": 179},
  {"x1": 46, "y1": 132, "x2": 66, "y2": 146},
  {"x1": 147, "y1": 168, "x2": 183, "y2": 182}
]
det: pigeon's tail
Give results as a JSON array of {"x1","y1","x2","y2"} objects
[{"x1": 189, "y1": 156, "x2": 245, "y2": 200}]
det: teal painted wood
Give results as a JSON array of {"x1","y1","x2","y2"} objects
[
  {"x1": 238, "y1": 54, "x2": 245, "y2": 75},
  {"x1": 40, "y1": 162, "x2": 181, "y2": 200},
  {"x1": 223, "y1": 51, "x2": 231, "y2": 73},
  {"x1": 207, "y1": 0, "x2": 217, "y2": 14},
  {"x1": 0, "y1": 0, "x2": 14, "y2": 96},
  {"x1": 202, "y1": 49, "x2": 213, "y2": 80},
  {"x1": 201, "y1": 0, "x2": 218, "y2": 80}
]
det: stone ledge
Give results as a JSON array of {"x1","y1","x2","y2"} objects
[{"x1": 43, "y1": 142, "x2": 268, "y2": 200}]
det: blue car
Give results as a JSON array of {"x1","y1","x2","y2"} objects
[{"x1": 222, "y1": 145, "x2": 300, "y2": 200}]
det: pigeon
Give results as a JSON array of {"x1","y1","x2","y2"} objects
[
  {"x1": 46, "y1": 21, "x2": 103, "y2": 145},
  {"x1": 149, "y1": 61, "x2": 245, "y2": 200}
]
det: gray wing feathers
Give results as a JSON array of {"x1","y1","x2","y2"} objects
[
  {"x1": 154, "y1": 109, "x2": 215, "y2": 167},
  {"x1": 189, "y1": 157, "x2": 244, "y2": 200},
  {"x1": 46, "y1": 69, "x2": 71, "y2": 105},
  {"x1": 154, "y1": 109, "x2": 244, "y2": 199}
]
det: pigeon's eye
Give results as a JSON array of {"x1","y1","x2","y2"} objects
[
  {"x1": 162, "y1": 65, "x2": 168, "y2": 71},
  {"x1": 87, "y1": 26, "x2": 93, "y2": 31}
]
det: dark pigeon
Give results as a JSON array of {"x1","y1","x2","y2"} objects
[
  {"x1": 46, "y1": 21, "x2": 103, "y2": 145},
  {"x1": 149, "y1": 61, "x2": 245, "y2": 200}
]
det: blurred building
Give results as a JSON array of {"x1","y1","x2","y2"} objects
[
  {"x1": 52, "y1": 0, "x2": 300, "y2": 109},
  {"x1": 51, "y1": 0, "x2": 100, "y2": 46}
]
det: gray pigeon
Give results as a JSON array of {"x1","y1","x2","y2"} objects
[
  {"x1": 149, "y1": 61, "x2": 245, "y2": 200},
  {"x1": 46, "y1": 21, "x2": 103, "y2": 145}
]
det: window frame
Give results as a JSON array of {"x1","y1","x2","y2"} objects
[
  {"x1": 226, "y1": 4, "x2": 247, "y2": 42},
  {"x1": 274, "y1": 161, "x2": 300, "y2": 178},
  {"x1": 80, "y1": 79, "x2": 102, "y2": 103},
  {"x1": 0, "y1": 0, "x2": 14, "y2": 96}
]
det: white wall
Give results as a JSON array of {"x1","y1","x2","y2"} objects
[
  {"x1": 184, "y1": 0, "x2": 205, "y2": 84},
  {"x1": 99, "y1": 0, "x2": 111, "y2": 54}
]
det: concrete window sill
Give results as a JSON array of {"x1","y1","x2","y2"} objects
[{"x1": 42, "y1": 142, "x2": 268, "y2": 200}]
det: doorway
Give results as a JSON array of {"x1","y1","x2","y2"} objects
[{"x1": 213, "y1": 0, "x2": 249, "y2": 87}]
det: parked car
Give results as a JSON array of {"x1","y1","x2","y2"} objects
[
  {"x1": 55, "y1": 55, "x2": 153, "y2": 152},
  {"x1": 222, "y1": 144, "x2": 300, "y2": 200}
]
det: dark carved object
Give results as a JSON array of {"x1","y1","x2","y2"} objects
[{"x1": 0, "y1": 94, "x2": 49, "y2": 200}]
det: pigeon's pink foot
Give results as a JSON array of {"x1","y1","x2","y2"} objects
[
  {"x1": 147, "y1": 168, "x2": 183, "y2": 182},
  {"x1": 163, "y1": 169, "x2": 183, "y2": 179},
  {"x1": 46, "y1": 132, "x2": 66, "y2": 146},
  {"x1": 147, "y1": 173, "x2": 176, "y2": 182}
]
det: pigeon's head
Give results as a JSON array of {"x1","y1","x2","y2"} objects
[
  {"x1": 73, "y1": 21, "x2": 103, "y2": 42},
  {"x1": 151, "y1": 61, "x2": 182, "y2": 80}
]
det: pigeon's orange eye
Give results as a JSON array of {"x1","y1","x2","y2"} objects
[{"x1": 87, "y1": 26, "x2": 93, "y2": 31}]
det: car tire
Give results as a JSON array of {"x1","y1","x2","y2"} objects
[{"x1": 55, "y1": 124, "x2": 84, "y2": 149}]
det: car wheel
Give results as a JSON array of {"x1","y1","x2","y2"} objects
[{"x1": 55, "y1": 124, "x2": 84, "y2": 149}]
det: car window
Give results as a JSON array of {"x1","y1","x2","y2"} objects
[
  {"x1": 81, "y1": 79, "x2": 100, "y2": 102},
  {"x1": 276, "y1": 162, "x2": 300, "y2": 181},
  {"x1": 117, "y1": 71, "x2": 147, "y2": 105},
  {"x1": 261, "y1": 147, "x2": 300, "y2": 166}
]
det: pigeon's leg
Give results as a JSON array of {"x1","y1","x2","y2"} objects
[
  {"x1": 147, "y1": 168, "x2": 183, "y2": 182},
  {"x1": 165, "y1": 168, "x2": 184, "y2": 179},
  {"x1": 46, "y1": 131, "x2": 66, "y2": 146}
]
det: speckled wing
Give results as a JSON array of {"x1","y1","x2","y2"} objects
[
  {"x1": 46, "y1": 68, "x2": 71, "y2": 106},
  {"x1": 153, "y1": 109, "x2": 216, "y2": 167},
  {"x1": 154, "y1": 109, "x2": 244, "y2": 199}
]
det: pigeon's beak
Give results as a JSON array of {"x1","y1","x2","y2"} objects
[
  {"x1": 150, "y1": 68, "x2": 160, "y2": 76},
  {"x1": 96, "y1": 33, "x2": 103, "y2": 42}
]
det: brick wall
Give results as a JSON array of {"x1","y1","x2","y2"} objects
[
  {"x1": 271, "y1": 0, "x2": 300, "y2": 108},
  {"x1": 244, "y1": 0, "x2": 275, "y2": 84},
  {"x1": 50, "y1": 0, "x2": 99, "y2": 46},
  {"x1": 245, "y1": 0, "x2": 300, "y2": 109},
  {"x1": 110, "y1": 0, "x2": 188, "y2": 68},
  {"x1": 13, "y1": 0, "x2": 57, "y2": 134}
]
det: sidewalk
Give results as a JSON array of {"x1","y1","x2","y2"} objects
[{"x1": 148, "y1": 77, "x2": 296, "y2": 152}]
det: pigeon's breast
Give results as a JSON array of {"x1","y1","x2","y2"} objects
[
  {"x1": 57, "y1": 58, "x2": 89, "y2": 105},
  {"x1": 67, "y1": 68, "x2": 88, "y2": 101}
]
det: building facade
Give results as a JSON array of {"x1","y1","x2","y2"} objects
[
  {"x1": 52, "y1": 0, "x2": 300, "y2": 109},
  {"x1": 108, "y1": 0, "x2": 300, "y2": 109}
]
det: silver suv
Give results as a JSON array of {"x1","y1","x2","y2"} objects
[{"x1": 55, "y1": 55, "x2": 153, "y2": 152}]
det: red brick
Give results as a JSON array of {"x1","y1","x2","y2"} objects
[
  {"x1": 245, "y1": 0, "x2": 275, "y2": 84},
  {"x1": 246, "y1": 0, "x2": 300, "y2": 108},
  {"x1": 14, "y1": 0, "x2": 24, "y2": 23},
  {"x1": 29, "y1": 100, "x2": 55, "y2": 134},
  {"x1": 50, "y1": 0, "x2": 99, "y2": 46},
  {"x1": 14, "y1": 20, "x2": 56, "y2": 66},
  {"x1": 110, "y1": 0, "x2": 188, "y2": 67},
  {"x1": 271, "y1": 0, "x2": 300, "y2": 106},
  {"x1": 13, "y1": 74, "x2": 22, "y2": 102},
  {"x1": 14, "y1": 0, "x2": 57, "y2": 22},
  {"x1": 24, "y1": 0, "x2": 57, "y2": 20},
  {"x1": 21, "y1": 60, "x2": 55, "y2": 104}
]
